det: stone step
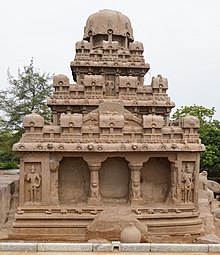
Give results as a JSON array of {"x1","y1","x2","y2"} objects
[{"x1": 0, "y1": 242, "x2": 220, "y2": 253}]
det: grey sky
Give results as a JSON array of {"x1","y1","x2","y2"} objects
[{"x1": 1, "y1": 0, "x2": 220, "y2": 119}]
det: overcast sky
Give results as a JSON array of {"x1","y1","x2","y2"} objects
[{"x1": 1, "y1": 0, "x2": 220, "y2": 119}]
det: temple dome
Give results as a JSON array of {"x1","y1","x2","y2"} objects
[{"x1": 83, "y1": 9, "x2": 134, "y2": 42}]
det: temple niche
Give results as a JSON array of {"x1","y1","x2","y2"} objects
[
  {"x1": 141, "y1": 158, "x2": 171, "y2": 204},
  {"x1": 11, "y1": 9, "x2": 205, "y2": 242}
]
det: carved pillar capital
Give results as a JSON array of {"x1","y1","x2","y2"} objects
[
  {"x1": 128, "y1": 162, "x2": 143, "y2": 171},
  {"x1": 170, "y1": 161, "x2": 178, "y2": 171},
  {"x1": 87, "y1": 162, "x2": 102, "y2": 171},
  {"x1": 49, "y1": 159, "x2": 60, "y2": 172}
]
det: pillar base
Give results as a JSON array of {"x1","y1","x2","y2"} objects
[
  {"x1": 87, "y1": 197, "x2": 101, "y2": 206},
  {"x1": 131, "y1": 198, "x2": 144, "y2": 206}
]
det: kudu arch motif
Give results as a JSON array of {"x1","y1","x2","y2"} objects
[{"x1": 12, "y1": 9, "x2": 205, "y2": 242}]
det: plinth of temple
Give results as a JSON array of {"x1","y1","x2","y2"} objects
[{"x1": 11, "y1": 9, "x2": 205, "y2": 242}]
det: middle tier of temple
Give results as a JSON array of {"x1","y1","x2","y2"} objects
[{"x1": 14, "y1": 103, "x2": 204, "y2": 153}]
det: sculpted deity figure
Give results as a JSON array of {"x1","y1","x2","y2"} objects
[
  {"x1": 25, "y1": 164, "x2": 41, "y2": 204},
  {"x1": 90, "y1": 182, "x2": 100, "y2": 199},
  {"x1": 132, "y1": 180, "x2": 141, "y2": 200},
  {"x1": 105, "y1": 80, "x2": 115, "y2": 96},
  {"x1": 181, "y1": 163, "x2": 193, "y2": 203}
]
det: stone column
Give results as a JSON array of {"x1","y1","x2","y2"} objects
[
  {"x1": 87, "y1": 162, "x2": 102, "y2": 206},
  {"x1": 41, "y1": 153, "x2": 50, "y2": 205},
  {"x1": 19, "y1": 155, "x2": 25, "y2": 206},
  {"x1": 49, "y1": 159, "x2": 60, "y2": 205},
  {"x1": 128, "y1": 163, "x2": 144, "y2": 205},
  {"x1": 170, "y1": 161, "x2": 179, "y2": 204},
  {"x1": 194, "y1": 158, "x2": 200, "y2": 208}
]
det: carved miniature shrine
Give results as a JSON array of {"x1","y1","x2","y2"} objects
[{"x1": 12, "y1": 9, "x2": 205, "y2": 242}]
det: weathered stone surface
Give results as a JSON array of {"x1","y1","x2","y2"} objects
[
  {"x1": 0, "y1": 242, "x2": 37, "y2": 251},
  {"x1": 38, "y1": 243, "x2": 92, "y2": 252},
  {"x1": 196, "y1": 234, "x2": 220, "y2": 244},
  {"x1": 150, "y1": 243, "x2": 209, "y2": 252},
  {"x1": 10, "y1": 9, "x2": 205, "y2": 242},
  {"x1": 92, "y1": 243, "x2": 113, "y2": 252},
  {"x1": 120, "y1": 223, "x2": 141, "y2": 243},
  {"x1": 0, "y1": 171, "x2": 19, "y2": 238},
  {"x1": 121, "y1": 243, "x2": 150, "y2": 252},
  {"x1": 208, "y1": 243, "x2": 220, "y2": 252},
  {"x1": 86, "y1": 208, "x2": 148, "y2": 242}
]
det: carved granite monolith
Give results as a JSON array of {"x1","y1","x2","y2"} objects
[{"x1": 11, "y1": 9, "x2": 205, "y2": 242}]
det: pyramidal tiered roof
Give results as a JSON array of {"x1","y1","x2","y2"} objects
[{"x1": 14, "y1": 9, "x2": 204, "y2": 153}]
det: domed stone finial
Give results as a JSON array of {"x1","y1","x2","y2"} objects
[{"x1": 83, "y1": 9, "x2": 134, "y2": 42}]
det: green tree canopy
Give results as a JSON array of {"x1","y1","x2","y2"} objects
[
  {"x1": 0, "y1": 60, "x2": 52, "y2": 169},
  {"x1": 0, "y1": 59, "x2": 52, "y2": 131},
  {"x1": 172, "y1": 105, "x2": 220, "y2": 176}
]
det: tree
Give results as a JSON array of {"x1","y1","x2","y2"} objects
[
  {"x1": 0, "y1": 130, "x2": 20, "y2": 169},
  {"x1": 0, "y1": 59, "x2": 52, "y2": 131},
  {"x1": 0, "y1": 60, "x2": 52, "y2": 169},
  {"x1": 172, "y1": 105, "x2": 220, "y2": 176}
]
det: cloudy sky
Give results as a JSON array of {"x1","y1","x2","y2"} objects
[{"x1": 1, "y1": 0, "x2": 220, "y2": 119}]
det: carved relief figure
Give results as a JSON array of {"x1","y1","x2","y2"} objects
[
  {"x1": 181, "y1": 163, "x2": 193, "y2": 203},
  {"x1": 105, "y1": 80, "x2": 115, "y2": 96},
  {"x1": 90, "y1": 182, "x2": 100, "y2": 198},
  {"x1": 131, "y1": 180, "x2": 141, "y2": 200},
  {"x1": 25, "y1": 164, "x2": 41, "y2": 204},
  {"x1": 170, "y1": 162, "x2": 178, "y2": 201},
  {"x1": 130, "y1": 169, "x2": 141, "y2": 200},
  {"x1": 50, "y1": 160, "x2": 59, "y2": 205}
]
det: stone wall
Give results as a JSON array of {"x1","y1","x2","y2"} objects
[{"x1": 0, "y1": 170, "x2": 19, "y2": 238}]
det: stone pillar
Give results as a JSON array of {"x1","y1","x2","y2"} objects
[
  {"x1": 41, "y1": 153, "x2": 50, "y2": 205},
  {"x1": 128, "y1": 163, "x2": 144, "y2": 205},
  {"x1": 52, "y1": 110, "x2": 58, "y2": 125},
  {"x1": 170, "y1": 161, "x2": 179, "y2": 204},
  {"x1": 49, "y1": 159, "x2": 60, "y2": 205},
  {"x1": 87, "y1": 162, "x2": 102, "y2": 206},
  {"x1": 194, "y1": 157, "x2": 200, "y2": 208},
  {"x1": 19, "y1": 155, "x2": 25, "y2": 206}
]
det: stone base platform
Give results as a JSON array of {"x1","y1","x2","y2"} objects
[{"x1": 10, "y1": 205, "x2": 203, "y2": 243}]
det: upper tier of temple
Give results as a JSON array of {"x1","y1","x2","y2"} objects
[
  {"x1": 13, "y1": 9, "x2": 204, "y2": 153},
  {"x1": 47, "y1": 9, "x2": 175, "y2": 125}
]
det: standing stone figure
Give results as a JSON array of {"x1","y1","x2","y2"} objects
[
  {"x1": 25, "y1": 165, "x2": 41, "y2": 204},
  {"x1": 132, "y1": 180, "x2": 141, "y2": 200},
  {"x1": 181, "y1": 163, "x2": 193, "y2": 203},
  {"x1": 90, "y1": 182, "x2": 100, "y2": 199}
]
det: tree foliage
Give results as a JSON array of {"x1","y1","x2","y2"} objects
[
  {"x1": 0, "y1": 130, "x2": 21, "y2": 169},
  {"x1": 0, "y1": 60, "x2": 52, "y2": 169},
  {"x1": 172, "y1": 105, "x2": 220, "y2": 175},
  {"x1": 0, "y1": 59, "x2": 52, "y2": 131}
]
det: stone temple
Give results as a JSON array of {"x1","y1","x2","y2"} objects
[{"x1": 11, "y1": 9, "x2": 205, "y2": 242}]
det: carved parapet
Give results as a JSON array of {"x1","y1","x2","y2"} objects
[
  {"x1": 23, "y1": 112, "x2": 44, "y2": 128},
  {"x1": 180, "y1": 116, "x2": 200, "y2": 129},
  {"x1": 75, "y1": 40, "x2": 90, "y2": 51},
  {"x1": 60, "y1": 113, "x2": 82, "y2": 128},
  {"x1": 84, "y1": 75, "x2": 104, "y2": 88},
  {"x1": 102, "y1": 40, "x2": 119, "y2": 50},
  {"x1": 151, "y1": 74, "x2": 168, "y2": 91},
  {"x1": 100, "y1": 113, "x2": 124, "y2": 128},
  {"x1": 130, "y1": 41, "x2": 144, "y2": 52},
  {"x1": 119, "y1": 76, "x2": 138, "y2": 89},
  {"x1": 143, "y1": 114, "x2": 164, "y2": 129},
  {"x1": 53, "y1": 74, "x2": 70, "y2": 91},
  {"x1": 22, "y1": 112, "x2": 44, "y2": 137}
]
